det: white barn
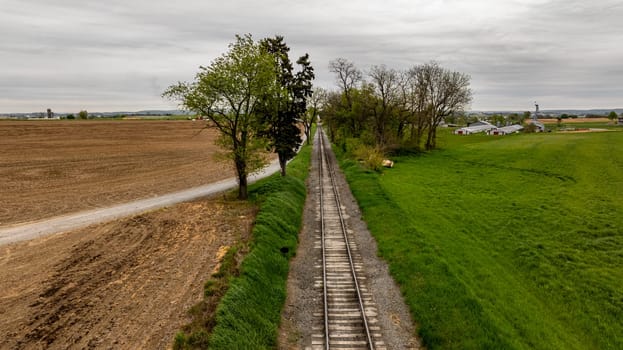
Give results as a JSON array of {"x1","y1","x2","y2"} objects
[
  {"x1": 528, "y1": 120, "x2": 546, "y2": 132},
  {"x1": 454, "y1": 121, "x2": 496, "y2": 135},
  {"x1": 487, "y1": 124, "x2": 524, "y2": 135}
]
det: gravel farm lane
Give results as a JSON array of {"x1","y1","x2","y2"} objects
[{"x1": 0, "y1": 161, "x2": 280, "y2": 246}]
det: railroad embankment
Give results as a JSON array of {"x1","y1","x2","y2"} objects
[{"x1": 173, "y1": 139, "x2": 312, "y2": 349}]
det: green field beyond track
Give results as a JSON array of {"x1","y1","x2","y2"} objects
[{"x1": 339, "y1": 129, "x2": 623, "y2": 349}]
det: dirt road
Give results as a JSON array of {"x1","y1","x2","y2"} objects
[
  {"x1": 0, "y1": 160, "x2": 278, "y2": 246},
  {"x1": 0, "y1": 120, "x2": 234, "y2": 226}
]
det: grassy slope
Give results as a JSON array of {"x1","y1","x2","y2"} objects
[
  {"x1": 339, "y1": 129, "x2": 623, "y2": 349},
  {"x1": 207, "y1": 142, "x2": 312, "y2": 349}
]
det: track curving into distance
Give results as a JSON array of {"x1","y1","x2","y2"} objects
[{"x1": 313, "y1": 127, "x2": 386, "y2": 350}]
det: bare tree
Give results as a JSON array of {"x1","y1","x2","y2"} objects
[
  {"x1": 328, "y1": 58, "x2": 362, "y2": 108},
  {"x1": 402, "y1": 66, "x2": 431, "y2": 149},
  {"x1": 419, "y1": 62, "x2": 472, "y2": 150},
  {"x1": 368, "y1": 64, "x2": 400, "y2": 146}
]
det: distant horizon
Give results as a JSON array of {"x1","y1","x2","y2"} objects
[
  {"x1": 2, "y1": 100, "x2": 622, "y2": 115},
  {"x1": 2, "y1": 106, "x2": 622, "y2": 116}
]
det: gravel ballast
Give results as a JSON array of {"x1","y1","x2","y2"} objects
[{"x1": 279, "y1": 130, "x2": 421, "y2": 349}]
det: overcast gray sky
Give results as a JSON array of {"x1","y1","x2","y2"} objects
[{"x1": 1, "y1": 0, "x2": 621, "y2": 113}]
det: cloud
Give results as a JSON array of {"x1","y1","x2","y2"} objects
[{"x1": 1, "y1": 0, "x2": 622, "y2": 112}]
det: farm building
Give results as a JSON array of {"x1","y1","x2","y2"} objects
[
  {"x1": 454, "y1": 121, "x2": 496, "y2": 135},
  {"x1": 528, "y1": 120, "x2": 546, "y2": 132},
  {"x1": 487, "y1": 124, "x2": 524, "y2": 135}
]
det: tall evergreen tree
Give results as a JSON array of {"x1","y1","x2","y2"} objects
[{"x1": 259, "y1": 36, "x2": 314, "y2": 176}]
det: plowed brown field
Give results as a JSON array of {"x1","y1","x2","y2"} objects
[
  {"x1": 0, "y1": 197, "x2": 255, "y2": 349},
  {"x1": 538, "y1": 117, "x2": 610, "y2": 123},
  {"x1": 0, "y1": 120, "x2": 256, "y2": 349},
  {"x1": 0, "y1": 120, "x2": 233, "y2": 226}
]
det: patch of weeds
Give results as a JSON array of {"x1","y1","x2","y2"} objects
[{"x1": 172, "y1": 242, "x2": 249, "y2": 350}]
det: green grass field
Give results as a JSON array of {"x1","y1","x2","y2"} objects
[{"x1": 339, "y1": 129, "x2": 623, "y2": 349}]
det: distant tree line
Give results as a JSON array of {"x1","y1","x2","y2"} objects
[
  {"x1": 320, "y1": 59, "x2": 472, "y2": 152},
  {"x1": 465, "y1": 112, "x2": 532, "y2": 127}
]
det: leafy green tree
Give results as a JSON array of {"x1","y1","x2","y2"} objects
[
  {"x1": 320, "y1": 90, "x2": 348, "y2": 140},
  {"x1": 489, "y1": 114, "x2": 506, "y2": 126},
  {"x1": 443, "y1": 112, "x2": 459, "y2": 125},
  {"x1": 506, "y1": 113, "x2": 521, "y2": 124},
  {"x1": 258, "y1": 36, "x2": 314, "y2": 176},
  {"x1": 608, "y1": 111, "x2": 618, "y2": 120},
  {"x1": 524, "y1": 123, "x2": 538, "y2": 133},
  {"x1": 323, "y1": 60, "x2": 471, "y2": 151},
  {"x1": 304, "y1": 87, "x2": 326, "y2": 145},
  {"x1": 344, "y1": 84, "x2": 376, "y2": 140},
  {"x1": 78, "y1": 110, "x2": 88, "y2": 119},
  {"x1": 163, "y1": 34, "x2": 277, "y2": 199},
  {"x1": 466, "y1": 115, "x2": 480, "y2": 125}
]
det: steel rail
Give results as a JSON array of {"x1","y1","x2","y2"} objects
[
  {"x1": 319, "y1": 127, "x2": 330, "y2": 350},
  {"x1": 318, "y1": 126, "x2": 375, "y2": 350}
]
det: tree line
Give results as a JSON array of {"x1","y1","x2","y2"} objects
[
  {"x1": 320, "y1": 58, "x2": 472, "y2": 151},
  {"x1": 163, "y1": 36, "x2": 475, "y2": 198},
  {"x1": 164, "y1": 34, "x2": 313, "y2": 199}
]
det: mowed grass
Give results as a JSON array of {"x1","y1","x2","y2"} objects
[{"x1": 339, "y1": 129, "x2": 623, "y2": 349}]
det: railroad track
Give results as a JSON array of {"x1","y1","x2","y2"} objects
[{"x1": 312, "y1": 127, "x2": 386, "y2": 350}]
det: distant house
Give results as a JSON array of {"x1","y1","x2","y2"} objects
[
  {"x1": 487, "y1": 124, "x2": 524, "y2": 135},
  {"x1": 454, "y1": 121, "x2": 496, "y2": 135},
  {"x1": 618, "y1": 116, "x2": 623, "y2": 125}
]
